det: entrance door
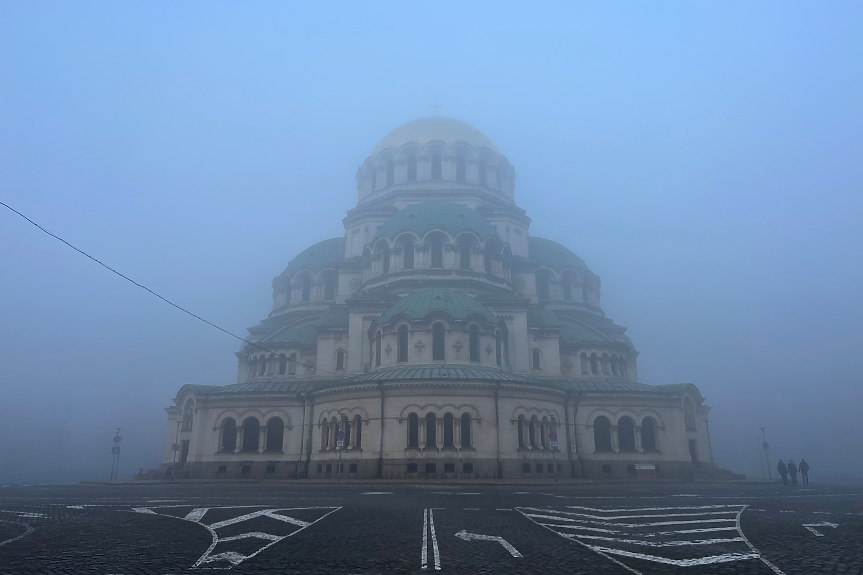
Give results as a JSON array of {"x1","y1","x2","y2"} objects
[
  {"x1": 180, "y1": 440, "x2": 190, "y2": 466},
  {"x1": 688, "y1": 439, "x2": 698, "y2": 463}
]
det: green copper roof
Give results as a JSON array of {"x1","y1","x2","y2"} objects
[
  {"x1": 259, "y1": 322, "x2": 318, "y2": 345},
  {"x1": 375, "y1": 202, "x2": 499, "y2": 241},
  {"x1": 378, "y1": 288, "x2": 498, "y2": 324},
  {"x1": 282, "y1": 237, "x2": 345, "y2": 276},
  {"x1": 558, "y1": 320, "x2": 617, "y2": 345},
  {"x1": 528, "y1": 236, "x2": 592, "y2": 277}
]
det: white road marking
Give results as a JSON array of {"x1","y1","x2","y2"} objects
[
  {"x1": 0, "y1": 520, "x2": 34, "y2": 548},
  {"x1": 421, "y1": 509, "x2": 428, "y2": 570},
  {"x1": 429, "y1": 509, "x2": 441, "y2": 570},
  {"x1": 132, "y1": 508, "x2": 156, "y2": 514},
  {"x1": 362, "y1": 492, "x2": 393, "y2": 495},
  {"x1": 463, "y1": 508, "x2": 479, "y2": 510},
  {"x1": 802, "y1": 522, "x2": 839, "y2": 537},
  {"x1": 183, "y1": 508, "x2": 208, "y2": 522},
  {"x1": 813, "y1": 511, "x2": 831, "y2": 514},
  {"x1": 67, "y1": 506, "x2": 84, "y2": 510},
  {"x1": 455, "y1": 530, "x2": 522, "y2": 557},
  {"x1": 432, "y1": 492, "x2": 480, "y2": 495}
]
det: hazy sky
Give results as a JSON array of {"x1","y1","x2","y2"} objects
[{"x1": 1, "y1": 2, "x2": 861, "y2": 483}]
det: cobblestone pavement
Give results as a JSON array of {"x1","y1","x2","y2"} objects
[{"x1": 0, "y1": 481, "x2": 859, "y2": 574}]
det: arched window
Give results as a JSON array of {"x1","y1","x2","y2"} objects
[
  {"x1": 242, "y1": 417, "x2": 260, "y2": 452},
  {"x1": 618, "y1": 416, "x2": 636, "y2": 452},
  {"x1": 301, "y1": 277, "x2": 311, "y2": 302},
  {"x1": 601, "y1": 353, "x2": 610, "y2": 375},
  {"x1": 267, "y1": 354, "x2": 275, "y2": 375},
  {"x1": 432, "y1": 323, "x2": 446, "y2": 360},
  {"x1": 536, "y1": 270, "x2": 550, "y2": 300},
  {"x1": 580, "y1": 353, "x2": 589, "y2": 374},
  {"x1": 478, "y1": 157, "x2": 487, "y2": 186},
  {"x1": 642, "y1": 417, "x2": 657, "y2": 451},
  {"x1": 456, "y1": 155, "x2": 466, "y2": 181},
  {"x1": 532, "y1": 349, "x2": 541, "y2": 370},
  {"x1": 540, "y1": 417, "x2": 548, "y2": 448},
  {"x1": 684, "y1": 399, "x2": 696, "y2": 431},
  {"x1": 402, "y1": 238, "x2": 414, "y2": 270},
  {"x1": 258, "y1": 356, "x2": 267, "y2": 376},
  {"x1": 582, "y1": 285, "x2": 590, "y2": 305},
  {"x1": 248, "y1": 356, "x2": 257, "y2": 379},
  {"x1": 610, "y1": 355, "x2": 618, "y2": 376},
  {"x1": 469, "y1": 325, "x2": 480, "y2": 362},
  {"x1": 593, "y1": 416, "x2": 612, "y2": 452},
  {"x1": 386, "y1": 159, "x2": 394, "y2": 187},
  {"x1": 353, "y1": 415, "x2": 363, "y2": 448},
  {"x1": 320, "y1": 420, "x2": 329, "y2": 450},
  {"x1": 431, "y1": 153, "x2": 442, "y2": 180},
  {"x1": 370, "y1": 166, "x2": 377, "y2": 191},
  {"x1": 221, "y1": 418, "x2": 237, "y2": 452},
  {"x1": 459, "y1": 236, "x2": 472, "y2": 270},
  {"x1": 517, "y1": 415, "x2": 526, "y2": 448},
  {"x1": 181, "y1": 400, "x2": 194, "y2": 431},
  {"x1": 289, "y1": 353, "x2": 297, "y2": 375},
  {"x1": 266, "y1": 417, "x2": 284, "y2": 452},
  {"x1": 398, "y1": 325, "x2": 408, "y2": 363},
  {"x1": 279, "y1": 354, "x2": 287, "y2": 375},
  {"x1": 495, "y1": 331, "x2": 502, "y2": 366},
  {"x1": 407, "y1": 155, "x2": 417, "y2": 181},
  {"x1": 336, "y1": 350, "x2": 345, "y2": 371},
  {"x1": 430, "y1": 234, "x2": 444, "y2": 268},
  {"x1": 426, "y1": 412, "x2": 437, "y2": 447},
  {"x1": 529, "y1": 416, "x2": 538, "y2": 448},
  {"x1": 379, "y1": 243, "x2": 390, "y2": 274},
  {"x1": 562, "y1": 277, "x2": 572, "y2": 301},
  {"x1": 407, "y1": 413, "x2": 419, "y2": 448},
  {"x1": 590, "y1": 352, "x2": 598, "y2": 375},
  {"x1": 619, "y1": 358, "x2": 628, "y2": 377},
  {"x1": 461, "y1": 413, "x2": 471, "y2": 447},
  {"x1": 375, "y1": 330, "x2": 382, "y2": 367},
  {"x1": 323, "y1": 272, "x2": 336, "y2": 301},
  {"x1": 284, "y1": 283, "x2": 291, "y2": 305},
  {"x1": 341, "y1": 415, "x2": 350, "y2": 447},
  {"x1": 484, "y1": 242, "x2": 497, "y2": 275},
  {"x1": 443, "y1": 413, "x2": 454, "y2": 448}
]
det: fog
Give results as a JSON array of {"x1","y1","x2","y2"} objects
[{"x1": 1, "y1": 2, "x2": 861, "y2": 484}]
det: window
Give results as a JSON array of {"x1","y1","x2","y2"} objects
[
  {"x1": 317, "y1": 464, "x2": 322, "y2": 473},
  {"x1": 398, "y1": 325, "x2": 408, "y2": 363},
  {"x1": 580, "y1": 353, "x2": 589, "y2": 374},
  {"x1": 537, "y1": 270, "x2": 550, "y2": 300},
  {"x1": 431, "y1": 153, "x2": 442, "y2": 180},
  {"x1": 258, "y1": 356, "x2": 267, "y2": 376},
  {"x1": 517, "y1": 415, "x2": 525, "y2": 448},
  {"x1": 443, "y1": 413, "x2": 454, "y2": 448},
  {"x1": 284, "y1": 284, "x2": 291, "y2": 305},
  {"x1": 248, "y1": 356, "x2": 257, "y2": 379},
  {"x1": 349, "y1": 463, "x2": 358, "y2": 473},
  {"x1": 601, "y1": 353, "x2": 610, "y2": 375},
  {"x1": 444, "y1": 463, "x2": 456, "y2": 473},
  {"x1": 532, "y1": 350, "x2": 541, "y2": 370},
  {"x1": 484, "y1": 242, "x2": 498, "y2": 275},
  {"x1": 336, "y1": 350, "x2": 345, "y2": 371},
  {"x1": 320, "y1": 421, "x2": 330, "y2": 450},
  {"x1": 522, "y1": 463, "x2": 531, "y2": 473},
  {"x1": 689, "y1": 439, "x2": 698, "y2": 462},
  {"x1": 432, "y1": 323, "x2": 445, "y2": 360},
  {"x1": 618, "y1": 417, "x2": 636, "y2": 452},
  {"x1": 495, "y1": 331, "x2": 502, "y2": 366},
  {"x1": 684, "y1": 399, "x2": 697, "y2": 431},
  {"x1": 461, "y1": 413, "x2": 471, "y2": 447},
  {"x1": 642, "y1": 417, "x2": 657, "y2": 451},
  {"x1": 529, "y1": 416, "x2": 537, "y2": 448},
  {"x1": 266, "y1": 417, "x2": 284, "y2": 452},
  {"x1": 459, "y1": 237, "x2": 472, "y2": 270},
  {"x1": 426, "y1": 413, "x2": 437, "y2": 447},
  {"x1": 402, "y1": 238, "x2": 414, "y2": 270},
  {"x1": 478, "y1": 157, "x2": 487, "y2": 186},
  {"x1": 354, "y1": 415, "x2": 363, "y2": 449},
  {"x1": 386, "y1": 159, "x2": 394, "y2": 187},
  {"x1": 593, "y1": 416, "x2": 612, "y2": 452},
  {"x1": 301, "y1": 277, "x2": 311, "y2": 302},
  {"x1": 456, "y1": 155, "x2": 466, "y2": 181},
  {"x1": 407, "y1": 155, "x2": 417, "y2": 181},
  {"x1": 289, "y1": 353, "x2": 297, "y2": 375},
  {"x1": 221, "y1": 418, "x2": 237, "y2": 452},
  {"x1": 430, "y1": 234, "x2": 444, "y2": 268},
  {"x1": 375, "y1": 330, "x2": 382, "y2": 367},
  {"x1": 407, "y1": 463, "x2": 418, "y2": 473},
  {"x1": 242, "y1": 417, "x2": 260, "y2": 452},
  {"x1": 241, "y1": 464, "x2": 251, "y2": 475},
  {"x1": 610, "y1": 355, "x2": 618, "y2": 376},
  {"x1": 325, "y1": 464, "x2": 332, "y2": 476},
  {"x1": 590, "y1": 353, "x2": 598, "y2": 375},
  {"x1": 324, "y1": 272, "x2": 336, "y2": 301},
  {"x1": 279, "y1": 354, "x2": 287, "y2": 375},
  {"x1": 266, "y1": 464, "x2": 276, "y2": 474},
  {"x1": 408, "y1": 413, "x2": 419, "y2": 448},
  {"x1": 469, "y1": 325, "x2": 480, "y2": 362},
  {"x1": 563, "y1": 278, "x2": 572, "y2": 301},
  {"x1": 463, "y1": 463, "x2": 473, "y2": 473},
  {"x1": 425, "y1": 463, "x2": 437, "y2": 474},
  {"x1": 181, "y1": 400, "x2": 194, "y2": 431},
  {"x1": 379, "y1": 243, "x2": 390, "y2": 274}
]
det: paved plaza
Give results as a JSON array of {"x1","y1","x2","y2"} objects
[{"x1": 0, "y1": 481, "x2": 859, "y2": 574}]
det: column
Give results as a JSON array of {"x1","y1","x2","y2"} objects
[
  {"x1": 611, "y1": 425, "x2": 620, "y2": 453},
  {"x1": 259, "y1": 426, "x2": 266, "y2": 454},
  {"x1": 235, "y1": 427, "x2": 244, "y2": 454},
  {"x1": 419, "y1": 420, "x2": 426, "y2": 450},
  {"x1": 282, "y1": 425, "x2": 290, "y2": 454},
  {"x1": 454, "y1": 420, "x2": 462, "y2": 449},
  {"x1": 436, "y1": 420, "x2": 444, "y2": 450},
  {"x1": 635, "y1": 426, "x2": 643, "y2": 453}
]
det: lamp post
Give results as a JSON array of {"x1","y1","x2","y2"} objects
[{"x1": 760, "y1": 428, "x2": 772, "y2": 480}]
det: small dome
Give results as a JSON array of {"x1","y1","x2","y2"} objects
[
  {"x1": 374, "y1": 202, "x2": 499, "y2": 242},
  {"x1": 281, "y1": 238, "x2": 345, "y2": 276},
  {"x1": 378, "y1": 289, "x2": 498, "y2": 325},
  {"x1": 370, "y1": 117, "x2": 501, "y2": 158},
  {"x1": 528, "y1": 236, "x2": 593, "y2": 278}
]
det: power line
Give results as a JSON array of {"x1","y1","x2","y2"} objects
[{"x1": 0, "y1": 200, "x2": 342, "y2": 377}]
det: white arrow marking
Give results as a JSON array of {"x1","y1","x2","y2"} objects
[
  {"x1": 455, "y1": 530, "x2": 522, "y2": 557},
  {"x1": 802, "y1": 522, "x2": 839, "y2": 537}
]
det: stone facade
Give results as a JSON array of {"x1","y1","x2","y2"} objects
[{"x1": 150, "y1": 116, "x2": 720, "y2": 481}]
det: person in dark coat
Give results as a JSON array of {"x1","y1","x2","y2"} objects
[
  {"x1": 776, "y1": 459, "x2": 788, "y2": 485},
  {"x1": 787, "y1": 460, "x2": 798, "y2": 485},
  {"x1": 799, "y1": 459, "x2": 810, "y2": 485}
]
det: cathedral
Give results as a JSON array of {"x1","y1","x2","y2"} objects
[{"x1": 151, "y1": 116, "x2": 725, "y2": 481}]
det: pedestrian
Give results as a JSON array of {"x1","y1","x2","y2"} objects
[
  {"x1": 787, "y1": 460, "x2": 798, "y2": 486},
  {"x1": 799, "y1": 459, "x2": 810, "y2": 485},
  {"x1": 776, "y1": 459, "x2": 788, "y2": 485}
]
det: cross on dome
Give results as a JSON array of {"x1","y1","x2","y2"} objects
[{"x1": 428, "y1": 97, "x2": 443, "y2": 116}]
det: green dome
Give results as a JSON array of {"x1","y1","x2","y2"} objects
[
  {"x1": 378, "y1": 289, "x2": 498, "y2": 325},
  {"x1": 528, "y1": 236, "x2": 593, "y2": 277},
  {"x1": 374, "y1": 202, "x2": 499, "y2": 242},
  {"x1": 281, "y1": 237, "x2": 345, "y2": 276}
]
